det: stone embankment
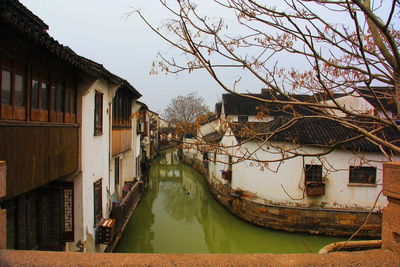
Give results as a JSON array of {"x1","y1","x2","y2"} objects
[{"x1": 183, "y1": 156, "x2": 381, "y2": 238}]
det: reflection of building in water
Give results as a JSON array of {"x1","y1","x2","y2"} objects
[
  {"x1": 160, "y1": 151, "x2": 180, "y2": 166},
  {"x1": 159, "y1": 151, "x2": 182, "y2": 178},
  {"x1": 159, "y1": 166, "x2": 182, "y2": 178}
]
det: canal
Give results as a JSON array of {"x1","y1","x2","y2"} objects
[{"x1": 115, "y1": 149, "x2": 345, "y2": 254}]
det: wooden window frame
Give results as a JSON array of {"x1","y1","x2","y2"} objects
[
  {"x1": 93, "y1": 179, "x2": 103, "y2": 226},
  {"x1": 55, "y1": 84, "x2": 64, "y2": 121},
  {"x1": 305, "y1": 165, "x2": 323, "y2": 182},
  {"x1": 31, "y1": 79, "x2": 40, "y2": 110},
  {"x1": 64, "y1": 86, "x2": 77, "y2": 123},
  {"x1": 94, "y1": 91, "x2": 103, "y2": 135},
  {"x1": 304, "y1": 165, "x2": 325, "y2": 196},
  {"x1": 1, "y1": 68, "x2": 13, "y2": 120},
  {"x1": 349, "y1": 166, "x2": 376, "y2": 185},
  {"x1": 50, "y1": 82, "x2": 64, "y2": 123},
  {"x1": 115, "y1": 157, "x2": 120, "y2": 187},
  {"x1": 39, "y1": 81, "x2": 49, "y2": 121},
  {"x1": 30, "y1": 79, "x2": 50, "y2": 121},
  {"x1": 0, "y1": 68, "x2": 26, "y2": 120},
  {"x1": 112, "y1": 89, "x2": 132, "y2": 128}
]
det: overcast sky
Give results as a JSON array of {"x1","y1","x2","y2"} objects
[
  {"x1": 18, "y1": 1, "x2": 397, "y2": 114},
  {"x1": 19, "y1": 0, "x2": 232, "y2": 114}
]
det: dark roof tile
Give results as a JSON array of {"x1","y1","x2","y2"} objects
[
  {"x1": 222, "y1": 92, "x2": 317, "y2": 117},
  {"x1": 230, "y1": 117, "x2": 400, "y2": 153}
]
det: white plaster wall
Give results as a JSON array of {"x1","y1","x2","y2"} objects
[
  {"x1": 206, "y1": 130, "x2": 238, "y2": 184},
  {"x1": 227, "y1": 140, "x2": 388, "y2": 210},
  {"x1": 183, "y1": 137, "x2": 202, "y2": 160},
  {"x1": 199, "y1": 121, "x2": 218, "y2": 136},
  {"x1": 77, "y1": 78, "x2": 113, "y2": 252}
]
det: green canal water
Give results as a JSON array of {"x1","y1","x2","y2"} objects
[{"x1": 115, "y1": 149, "x2": 345, "y2": 254}]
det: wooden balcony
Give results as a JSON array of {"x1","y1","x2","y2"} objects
[{"x1": 0, "y1": 123, "x2": 79, "y2": 199}]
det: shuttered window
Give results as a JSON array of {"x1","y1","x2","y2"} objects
[
  {"x1": 93, "y1": 179, "x2": 103, "y2": 226},
  {"x1": 94, "y1": 91, "x2": 103, "y2": 135}
]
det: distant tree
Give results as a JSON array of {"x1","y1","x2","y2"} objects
[
  {"x1": 163, "y1": 92, "x2": 210, "y2": 125},
  {"x1": 136, "y1": 0, "x2": 400, "y2": 160}
]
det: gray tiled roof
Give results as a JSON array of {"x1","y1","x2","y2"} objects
[{"x1": 230, "y1": 117, "x2": 400, "y2": 153}]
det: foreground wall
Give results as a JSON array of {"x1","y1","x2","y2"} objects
[{"x1": 0, "y1": 249, "x2": 399, "y2": 267}]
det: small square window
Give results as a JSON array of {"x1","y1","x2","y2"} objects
[
  {"x1": 305, "y1": 165, "x2": 322, "y2": 182},
  {"x1": 349, "y1": 166, "x2": 376, "y2": 184}
]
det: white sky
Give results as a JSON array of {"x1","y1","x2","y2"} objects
[
  {"x1": 18, "y1": 0, "x2": 398, "y2": 114},
  {"x1": 19, "y1": 0, "x2": 230, "y2": 114}
]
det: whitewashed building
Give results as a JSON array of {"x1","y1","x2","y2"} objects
[
  {"x1": 188, "y1": 90, "x2": 399, "y2": 237},
  {"x1": 73, "y1": 60, "x2": 142, "y2": 252}
]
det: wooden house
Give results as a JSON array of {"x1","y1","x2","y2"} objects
[{"x1": 0, "y1": 0, "x2": 144, "y2": 251}]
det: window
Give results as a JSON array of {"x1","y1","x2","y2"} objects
[
  {"x1": 41, "y1": 82, "x2": 48, "y2": 110},
  {"x1": 305, "y1": 165, "x2": 322, "y2": 182},
  {"x1": 14, "y1": 74, "x2": 25, "y2": 107},
  {"x1": 93, "y1": 179, "x2": 102, "y2": 226},
  {"x1": 50, "y1": 83, "x2": 64, "y2": 122},
  {"x1": 50, "y1": 85, "x2": 56, "y2": 112},
  {"x1": 349, "y1": 166, "x2": 376, "y2": 184},
  {"x1": 94, "y1": 91, "x2": 103, "y2": 135},
  {"x1": 31, "y1": 80, "x2": 39, "y2": 109},
  {"x1": 115, "y1": 157, "x2": 120, "y2": 186},
  {"x1": 1, "y1": 60, "x2": 77, "y2": 123},
  {"x1": 64, "y1": 87, "x2": 77, "y2": 123},
  {"x1": 112, "y1": 89, "x2": 132, "y2": 127},
  {"x1": 1, "y1": 70, "x2": 11, "y2": 105},
  {"x1": 31, "y1": 80, "x2": 49, "y2": 122},
  {"x1": 1, "y1": 69, "x2": 26, "y2": 120},
  {"x1": 56, "y1": 85, "x2": 64, "y2": 112},
  {"x1": 70, "y1": 90, "x2": 76, "y2": 115},
  {"x1": 305, "y1": 165, "x2": 325, "y2": 196},
  {"x1": 238, "y1": 115, "x2": 248, "y2": 122}
]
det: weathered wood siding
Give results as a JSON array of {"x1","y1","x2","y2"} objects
[
  {"x1": 0, "y1": 124, "x2": 78, "y2": 199},
  {"x1": 112, "y1": 128, "x2": 131, "y2": 156}
]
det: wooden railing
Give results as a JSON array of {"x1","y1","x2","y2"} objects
[{"x1": 110, "y1": 180, "x2": 144, "y2": 239}]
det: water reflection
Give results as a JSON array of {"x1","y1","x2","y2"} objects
[{"x1": 115, "y1": 149, "x2": 344, "y2": 253}]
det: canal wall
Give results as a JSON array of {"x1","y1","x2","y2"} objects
[{"x1": 183, "y1": 156, "x2": 382, "y2": 238}]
